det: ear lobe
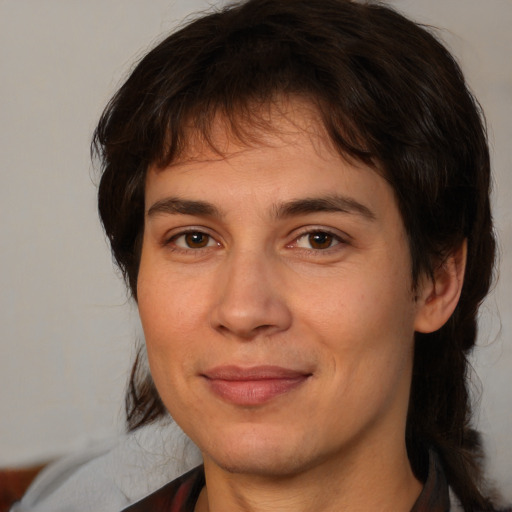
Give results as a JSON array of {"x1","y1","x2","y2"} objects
[{"x1": 414, "y1": 240, "x2": 467, "y2": 334}]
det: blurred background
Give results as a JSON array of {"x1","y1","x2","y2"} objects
[{"x1": 1, "y1": 0, "x2": 510, "y2": 502}]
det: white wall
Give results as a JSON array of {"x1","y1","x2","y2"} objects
[{"x1": 1, "y1": 0, "x2": 510, "y2": 501}]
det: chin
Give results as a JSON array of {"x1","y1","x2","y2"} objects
[
  {"x1": 199, "y1": 425, "x2": 322, "y2": 478},
  {"x1": 207, "y1": 450, "x2": 310, "y2": 478}
]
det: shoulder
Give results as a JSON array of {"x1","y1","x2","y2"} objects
[{"x1": 10, "y1": 421, "x2": 201, "y2": 512}]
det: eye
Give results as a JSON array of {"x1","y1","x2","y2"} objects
[
  {"x1": 171, "y1": 231, "x2": 218, "y2": 249},
  {"x1": 294, "y1": 231, "x2": 342, "y2": 250}
]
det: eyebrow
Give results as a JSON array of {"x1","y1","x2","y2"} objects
[
  {"x1": 147, "y1": 195, "x2": 376, "y2": 221},
  {"x1": 273, "y1": 195, "x2": 376, "y2": 221},
  {"x1": 147, "y1": 198, "x2": 222, "y2": 218}
]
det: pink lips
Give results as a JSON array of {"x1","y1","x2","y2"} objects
[{"x1": 202, "y1": 365, "x2": 311, "y2": 406}]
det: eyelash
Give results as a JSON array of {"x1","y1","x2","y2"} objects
[
  {"x1": 163, "y1": 227, "x2": 348, "y2": 255},
  {"x1": 290, "y1": 229, "x2": 346, "y2": 252},
  {"x1": 164, "y1": 229, "x2": 220, "y2": 253}
]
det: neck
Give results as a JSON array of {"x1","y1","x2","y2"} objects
[{"x1": 195, "y1": 440, "x2": 422, "y2": 512}]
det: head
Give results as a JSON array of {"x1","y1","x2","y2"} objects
[{"x1": 93, "y1": 0, "x2": 495, "y2": 508}]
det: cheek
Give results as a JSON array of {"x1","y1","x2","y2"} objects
[
  {"x1": 301, "y1": 258, "x2": 416, "y2": 380},
  {"x1": 136, "y1": 262, "x2": 214, "y2": 392},
  {"x1": 308, "y1": 282, "x2": 415, "y2": 426},
  {"x1": 137, "y1": 267, "x2": 180, "y2": 375},
  {"x1": 138, "y1": 261, "x2": 205, "y2": 338},
  {"x1": 304, "y1": 264, "x2": 414, "y2": 339}
]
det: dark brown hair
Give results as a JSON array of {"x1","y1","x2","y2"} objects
[{"x1": 93, "y1": 1, "x2": 496, "y2": 509}]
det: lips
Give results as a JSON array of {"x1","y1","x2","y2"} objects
[{"x1": 201, "y1": 365, "x2": 311, "y2": 406}]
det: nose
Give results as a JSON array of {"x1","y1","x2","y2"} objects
[{"x1": 210, "y1": 250, "x2": 292, "y2": 340}]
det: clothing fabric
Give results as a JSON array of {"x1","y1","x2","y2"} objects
[
  {"x1": 122, "y1": 466, "x2": 204, "y2": 512},
  {"x1": 10, "y1": 421, "x2": 202, "y2": 512},
  {"x1": 122, "y1": 450, "x2": 452, "y2": 512}
]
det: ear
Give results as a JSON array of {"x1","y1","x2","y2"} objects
[{"x1": 414, "y1": 240, "x2": 467, "y2": 334}]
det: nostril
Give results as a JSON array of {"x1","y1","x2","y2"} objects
[
  {"x1": 254, "y1": 324, "x2": 274, "y2": 333},
  {"x1": 215, "y1": 322, "x2": 274, "y2": 339}
]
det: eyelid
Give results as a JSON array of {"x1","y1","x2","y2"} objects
[
  {"x1": 162, "y1": 226, "x2": 222, "y2": 250},
  {"x1": 160, "y1": 224, "x2": 350, "y2": 253},
  {"x1": 287, "y1": 226, "x2": 350, "y2": 251}
]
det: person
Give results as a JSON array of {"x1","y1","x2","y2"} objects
[{"x1": 87, "y1": 0, "x2": 506, "y2": 510}]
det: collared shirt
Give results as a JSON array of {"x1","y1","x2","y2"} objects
[{"x1": 122, "y1": 450, "x2": 452, "y2": 512}]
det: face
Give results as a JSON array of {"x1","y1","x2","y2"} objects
[{"x1": 137, "y1": 103, "x2": 425, "y2": 479}]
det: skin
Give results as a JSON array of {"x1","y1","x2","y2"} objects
[{"x1": 136, "y1": 101, "x2": 462, "y2": 512}]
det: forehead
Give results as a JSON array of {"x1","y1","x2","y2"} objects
[
  {"x1": 145, "y1": 100, "x2": 400, "y2": 233},
  {"x1": 158, "y1": 97, "x2": 346, "y2": 169}
]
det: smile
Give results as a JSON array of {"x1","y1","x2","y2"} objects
[{"x1": 202, "y1": 365, "x2": 311, "y2": 406}]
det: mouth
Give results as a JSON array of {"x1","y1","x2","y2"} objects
[{"x1": 201, "y1": 365, "x2": 312, "y2": 406}]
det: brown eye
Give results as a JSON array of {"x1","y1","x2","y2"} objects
[
  {"x1": 308, "y1": 232, "x2": 334, "y2": 249},
  {"x1": 184, "y1": 232, "x2": 209, "y2": 248},
  {"x1": 293, "y1": 231, "x2": 342, "y2": 251},
  {"x1": 172, "y1": 231, "x2": 215, "y2": 249}
]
